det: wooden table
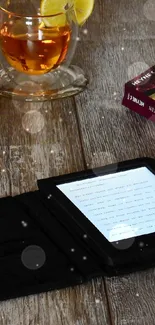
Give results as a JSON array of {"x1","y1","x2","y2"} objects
[{"x1": 1, "y1": 0, "x2": 155, "y2": 324}]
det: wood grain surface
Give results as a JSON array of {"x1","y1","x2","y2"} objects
[{"x1": 0, "y1": 0, "x2": 155, "y2": 324}]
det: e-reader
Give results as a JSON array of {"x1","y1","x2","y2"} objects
[
  {"x1": 1, "y1": 157, "x2": 155, "y2": 302},
  {"x1": 38, "y1": 157, "x2": 155, "y2": 276}
]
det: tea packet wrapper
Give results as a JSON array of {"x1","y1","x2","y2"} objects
[{"x1": 122, "y1": 65, "x2": 155, "y2": 122}]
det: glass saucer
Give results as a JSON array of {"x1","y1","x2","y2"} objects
[{"x1": 0, "y1": 65, "x2": 88, "y2": 102}]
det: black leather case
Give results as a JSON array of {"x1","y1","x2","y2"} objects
[{"x1": 0, "y1": 191, "x2": 103, "y2": 301}]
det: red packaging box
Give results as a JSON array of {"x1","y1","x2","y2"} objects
[{"x1": 122, "y1": 65, "x2": 155, "y2": 122}]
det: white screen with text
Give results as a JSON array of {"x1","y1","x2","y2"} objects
[{"x1": 57, "y1": 167, "x2": 155, "y2": 242}]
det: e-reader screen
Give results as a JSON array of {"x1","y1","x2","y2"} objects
[{"x1": 57, "y1": 167, "x2": 155, "y2": 243}]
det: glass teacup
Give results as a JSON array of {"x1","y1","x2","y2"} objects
[{"x1": 0, "y1": 0, "x2": 88, "y2": 101}]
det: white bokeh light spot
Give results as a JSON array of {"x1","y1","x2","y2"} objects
[
  {"x1": 83, "y1": 28, "x2": 88, "y2": 35},
  {"x1": 109, "y1": 224, "x2": 136, "y2": 242},
  {"x1": 143, "y1": 0, "x2": 155, "y2": 21},
  {"x1": 139, "y1": 241, "x2": 144, "y2": 248},
  {"x1": 21, "y1": 221, "x2": 28, "y2": 227},
  {"x1": 110, "y1": 224, "x2": 135, "y2": 249},
  {"x1": 91, "y1": 151, "x2": 116, "y2": 167},
  {"x1": 22, "y1": 110, "x2": 45, "y2": 134},
  {"x1": 21, "y1": 245, "x2": 46, "y2": 270}
]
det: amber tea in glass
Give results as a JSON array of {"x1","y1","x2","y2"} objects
[
  {"x1": 0, "y1": 21, "x2": 71, "y2": 75},
  {"x1": 0, "y1": 0, "x2": 87, "y2": 101}
]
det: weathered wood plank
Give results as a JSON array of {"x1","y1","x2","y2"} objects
[
  {"x1": 105, "y1": 270, "x2": 155, "y2": 325},
  {"x1": 4, "y1": 98, "x2": 85, "y2": 194},
  {"x1": 0, "y1": 278, "x2": 110, "y2": 325},
  {"x1": 0, "y1": 98, "x2": 10, "y2": 197}
]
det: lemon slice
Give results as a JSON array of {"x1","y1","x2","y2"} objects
[
  {"x1": 40, "y1": 0, "x2": 94, "y2": 27},
  {"x1": 40, "y1": 0, "x2": 72, "y2": 27},
  {"x1": 74, "y1": 0, "x2": 94, "y2": 25}
]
